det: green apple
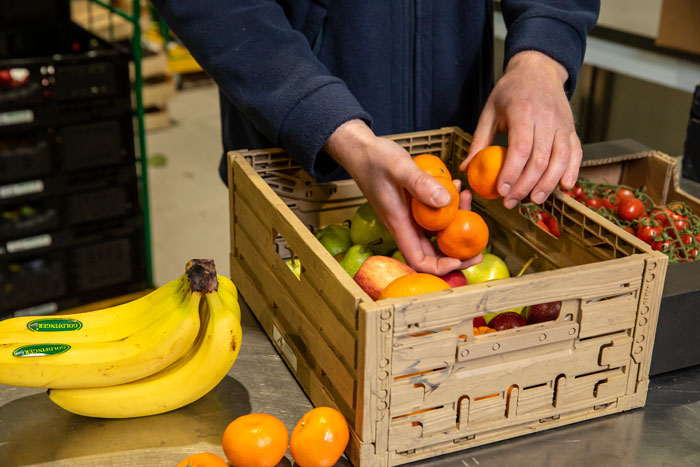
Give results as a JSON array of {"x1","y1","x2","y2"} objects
[
  {"x1": 339, "y1": 244, "x2": 373, "y2": 278},
  {"x1": 392, "y1": 250, "x2": 407, "y2": 264},
  {"x1": 462, "y1": 253, "x2": 510, "y2": 284},
  {"x1": 315, "y1": 224, "x2": 352, "y2": 257},
  {"x1": 350, "y1": 202, "x2": 397, "y2": 255},
  {"x1": 285, "y1": 259, "x2": 301, "y2": 279}
]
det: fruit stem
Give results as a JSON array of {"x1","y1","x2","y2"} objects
[
  {"x1": 516, "y1": 256, "x2": 535, "y2": 277},
  {"x1": 185, "y1": 259, "x2": 219, "y2": 293}
]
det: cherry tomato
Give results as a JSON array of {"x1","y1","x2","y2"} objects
[
  {"x1": 584, "y1": 196, "x2": 603, "y2": 209},
  {"x1": 623, "y1": 226, "x2": 635, "y2": 235},
  {"x1": 618, "y1": 197, "x2": 645, "y2": 221},
  {"x1": 535, "y1": 220, "x2": 550, "y2": 234},
  {"x1": 616, "y1": 188, "x2": 635, "y2": 202},
  {"x1": 573, "y1": 185, "x2": 586, "y2": 202},
  {"x1": 652, "y1": 239, "x2": 675, "y2": 252},
  {"x1": 687, "y1": 248, "x2": 699, "y2": 260},
  {"x1": 602, "y1": 196, "x2": 619, "y2": 212},
  {"x1": 544, "y1": 216, "x2": 561, "y2": 238},
  {"x1": 636, "y1": 223, "x2": 663, "y2": 245},
  {"x1": 652, "y1": 208, "x2": 689, "y2": 230},
  {"x1": 560, "y1": 189, "x2": 574, "y2": 197}
]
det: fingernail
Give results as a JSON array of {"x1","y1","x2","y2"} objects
[
  {"x1": 499, "y1": 183, "x2": 511, "y2": 196},
  {"x1": 565, "y1": 176, "x2": 576, "y2": 188},
  {"x1": 504, "y1": 199, "x2": 518, "y2": 209},
  {"x1": 533, "y1": 191, "x2": 545, "y2": 204},
  {"x1": 432, "y1": 186, "x2": 450, "y2": 206}
]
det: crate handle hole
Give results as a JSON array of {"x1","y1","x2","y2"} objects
[{"x1": 564, "y1": 313, "x2": 573, "y2": 321}]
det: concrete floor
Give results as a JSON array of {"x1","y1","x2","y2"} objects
[{"x1": 146, "y1": 84, "x2": 231, "y2": 286}]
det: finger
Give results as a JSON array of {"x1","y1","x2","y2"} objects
[
  {"x1": 453, "y1": 179, "x2": 461, "y2": 192},
  {"x1": 396, "y1": 158, "x2": 451, "y2": 208},
  {"x1": 530, "y1": 129, "x2": 571, "y2": 203},
  {"x1": 459, "y1": 253, "x2": 484, "y2": 271},
  {"x1": 561, "y1": 132, "x2": 582, "y2": 189},
  {"x1": 460, "y1": 103, "x2": 497, "y2": 171},
  {"x1": 459, "y1": 189, "x2": 473, "y2": 210},
  {"x1": 497, "y1": 122, "x2": 534, "y2": 199},
  {"x1": 503, "y1": 124, "x2": 553, "y2": 208}
]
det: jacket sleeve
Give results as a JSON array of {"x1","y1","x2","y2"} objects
[
  {"x1": 149, "y1": 0, "x2": 371, "y2": 179},
  {"x1": 500, "y1": 1, "x2": 600, "y2": 97}
]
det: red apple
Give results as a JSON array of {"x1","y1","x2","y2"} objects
[
  {"x1": 354, "y1": 256, "x2": 416, "y2": 300},
  {"x1": 473, "y1": 316, "x2": 486, "y2": 328},
  {"x1": 488, "y1": 312, "x2": 527, "y2": 331},
  {"x1": 439, "y1": 270, "x2": 468, "y2": 288},
  {"x1": 526, "y1": 301, "x2": 561, "y2": 324}
]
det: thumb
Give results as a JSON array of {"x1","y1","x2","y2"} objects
[{"x1": 397, "y1": 159, "x2": 451, "y2": 208}]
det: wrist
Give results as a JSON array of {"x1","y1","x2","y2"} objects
[
  {"x1": 323, "y1": 119, "x2": 375, "y2": 173},
  {"x1": 506, "y1": 50, "x2": 568, "y2": 86}
]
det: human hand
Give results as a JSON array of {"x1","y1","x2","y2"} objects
[
  {"x1": 460, "y1": 50, "x2": 582, "y2": 209},
  {"x1": 323, "y1": 120, "x2": 483, "y2": 275}
]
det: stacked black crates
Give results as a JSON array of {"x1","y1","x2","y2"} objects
[{"x1": 0, "y1": 1, "x2": 147, "y2": 319}]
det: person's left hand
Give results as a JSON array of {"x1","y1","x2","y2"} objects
[{"x1": 460, "y1": 50, "x2": 582, "y2": 209}]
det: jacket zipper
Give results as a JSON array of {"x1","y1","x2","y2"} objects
[{"x1": 408, "y1": 0, "x2": 416, "y2": 131}]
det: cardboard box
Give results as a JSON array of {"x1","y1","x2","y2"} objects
[
  {"x1": 579, "y1": 139, "x2": 700, "y2": 375},
  {"x1": 655, "y1": 0, "x2": 700, "y2": 55}
]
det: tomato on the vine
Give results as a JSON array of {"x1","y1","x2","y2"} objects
[
  {"x1": 584, "y1": 196, "x2": 603, "y2": 210},
  {"x1": 652, "y1": 208, "x2": 689, "y2": 231},
  {"x1": 623, "y1": 226, "x2": 635, "y2": 235},
  {"x1": 573, "y1": 185, "x2": 586, "y2": 202},
  {"x1": 652, "y1": 239, "x2": 675, "y2": 252},
  {"x1": 618, "y1": 197, "x2": 645, "y2": 221},
  {"x1": 544, "y1": 216, "x2": 561, "y2": 238},
  {"x1": 636, "y1": 223, "x2": 663, "y2": 245},
  {"x1": 602, "y1": 196, "x2": 619, "y2": 212},
  {"x1": 616, "y1": 188, "x2": 635, "y2": 202},
  {"x1": 535, "y1": 219, "x2": 550, "y2": 234}
]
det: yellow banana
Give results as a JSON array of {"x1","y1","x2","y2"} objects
[
  {"x1": 217, "y1": 275, "x2": 240, "y2": 322},
  {"x1": 48, "y1": 289, "x2": 242, "y2": 418},
  {"x1": 0, "y1": 289, "x2": 201, "y2": 388},
  {"x1": 0, "y1": 276, "x2": 189, "y2": 345}
]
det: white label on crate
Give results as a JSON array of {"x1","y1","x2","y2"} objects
[
  {"x1": 0, "y1": 109, "x2": 34, "y2": 127},
  {"x1": 272, "y1": 323, "x2": 298, "y2": 373},
  {"x1": 12, "y1": 302, "x2": 59, "y2": 318},
  {"x1": 0, "y1": 180, "x2": 45, "y2": 199},
  {"x1": 6, "y1": 234, "x2": 52, "y2": 254}
]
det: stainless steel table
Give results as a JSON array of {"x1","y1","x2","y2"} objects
[{"x1": 2, "y1": 300, "x2": 699, "y2": 467}]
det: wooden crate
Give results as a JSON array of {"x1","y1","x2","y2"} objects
[{"x1": 227, "y1": 127, "x2": 668, "y2": 466}]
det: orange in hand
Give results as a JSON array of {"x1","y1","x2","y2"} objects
[
  {"x1": 290, "y1": 407, "x2": 349, "y2": 467},
  {"x1": 378, "y1": 273, "x2": 450, "y2": 300},
  {"x1": 467, "y1": 146, "x2": 506, "y2": 200},
  {"x1": 436, "y1": 210, "x2": 489, "y2": 260},
  {"x1": 177, "y1": 453, "x2": 228, "y2": 467},
  {"x1": 411, "y1": 176, "x2": 459, "y2": 231},
  {"x1": 412, "y1": 153, "x2": 450, "y2": 180},
  {"x1": 222, "y1": 413, "x2": 289, "y2": 467}
]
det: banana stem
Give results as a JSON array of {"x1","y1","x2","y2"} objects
[{"x1": 185, "y1": 259, "x2": 219, "y2": 293}]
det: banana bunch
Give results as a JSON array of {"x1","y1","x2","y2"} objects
[{"x1": 0, "y1": 259, "x2": 242, "y2": 418}]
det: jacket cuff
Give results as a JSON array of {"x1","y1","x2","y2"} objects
[
  {"x1": 504, "y1": 16, "x2": 586, "y2": 98},
  {"x1": 278, "y1": 81, "x2": 372, "y2": 182}
]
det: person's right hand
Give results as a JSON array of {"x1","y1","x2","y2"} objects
[{"x1": 323, "y1": 119, "x2": 483, "y2": 276}]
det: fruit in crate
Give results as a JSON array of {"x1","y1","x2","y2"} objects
[
  {"x1": 354, "y1": 255, "x2": 416, "y2": 300},
  {"x1": 222, "y1": 413, "x2": 288, "y2": 467},
  {"x1": 436, "y1": 210, "x2": 489, "y2": 260},
  {"x1": 462, "y1": 252, "x2": 510, "y2": 284},
  {"x1": 350, "y1": 202, "x2": 397, "y2": 255},
  {"x1": 378, "y1": 273, "x2": 450, "y2": 299},
  {"x1": 176, "y1": 453, "x2": 228, "y2": 467},
  {"x1": 10, "y1": 260, "x2": 243, "y2": 418},
  {"x1": 290, "y1": 407, "x2": 349, "y2": 467},
  {"x1": 315, "y1": 224, "x2": 352, "y2": 256},
  {"x1": 488, "y1": 311, "x2": 528, "y2": 331},
  {"x1": 286, "y1": 259, "x2": 302, "y2": 279},
  {"x1": 338, "y1": 244, "x2": 373, "y2": 278},
  {"x1": 526, "y1": 301, "x2": 562, "y2": 324},
  {"x1": 412, "y1": 153, "x2": 451, "y2": 179},
  {"x1": 392, "y1": 249, "x2": 407, "y2": 264},
  {"x1": 439, "y1": 270, "x2": 468, "y2": 288},
  {"x1": 411, "y1": 172, "x2": 459, "y2": 230},
  {"x1": 466, "y1": 145, "x2": 506, "y2": 200}
]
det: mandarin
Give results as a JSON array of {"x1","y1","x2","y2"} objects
[
  {"x1": 176, "y1": 453, "x2": 228, "y2": 467},
  {"x1": 290, "y1": 407, "x2": 349, "y2": 467},
  {"x1": 378, "y1": 273, "x2": 450, "y2": 300},
  {"x1": 411, "y1": 176, "x2": 459, "y2": 230},
  {"x1": 222, "y1": 413, "x2": 288, "y2": 467},
  {"x1": 436, "y1": 210, "x2": 489, "y2": 260},
  {"x1": 467, "y1": 146, "x2": 506, "y2": 200},
  {"x1": 412, "y1": 153, "x2": 450, "y2": 180}
]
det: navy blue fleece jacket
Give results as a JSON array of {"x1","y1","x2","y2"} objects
[{"x1": 149, "y1": 1, "x2": 599, "y2": 183}]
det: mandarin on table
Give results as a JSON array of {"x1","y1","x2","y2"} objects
[
  {"x1": 222, "y1": 413, "x2": 288, "y2": 467},
  {"x1": 411, "y1": 176, "x2": 460, "y2": 230},
  {"x1": 412, "y1": 153, "x2": 450, "y2": 179},
  {"x1": 378, "y1": 273, "x2": 450, "y2": 299},
  {"x1": 436, "y1": 210, "x2": 489, "y2": 260},
  {"x1": 467, "y1": 145, "x2": 506, "y2": 200},
  {"x1": 176, "y1": 452, "x2": 228, "y2": 467},
  {"x1": 290, "y1": 407, "x2": 350, "y2": 467}
]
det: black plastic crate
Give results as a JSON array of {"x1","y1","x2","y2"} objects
[
  {"x1": 0, "y1": 257, "x2": 67, "y2": 313},
  {"x1": 0, "y1": 134, "x2": 50, "y2": 183},
  {"x1": 57, "y1": 119, "x2": 125, "y2": 170},
  {"x1": 0, "y1": 1, "x2": 70, "y2": 29},
  {"x1": 0, "y1": 177, "x2": 139, "y2": 240},
  {"x1": 0, "y1": 23, "x2": 130, "y2": 110}
]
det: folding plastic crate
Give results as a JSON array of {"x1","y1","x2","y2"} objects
[{"x1": 228, "y1": 127, "x2": 667, "y2": 466}]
